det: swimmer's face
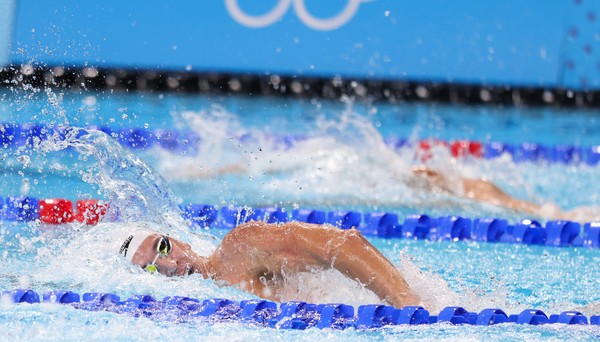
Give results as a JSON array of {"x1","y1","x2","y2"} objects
[{"x1": 130, "y1": 234, "x2": 205, "y2": 277}]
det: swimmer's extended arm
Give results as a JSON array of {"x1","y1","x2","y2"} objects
[
  {"x1": 208, "y1": 221, "x2": 420, "y2": 308},
  {"x1": 412, "y1": 166, "x2": 563, "y2": 218}
]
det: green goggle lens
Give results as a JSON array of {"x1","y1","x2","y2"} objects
[
  {"x1": 143, "y1": 236, "x2": 172, "y2": 274},
  {"x1": 144, "y1": 264, "x2": 158, "y2": 273}
]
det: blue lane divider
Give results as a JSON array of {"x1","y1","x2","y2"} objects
[
  {"x1": 291, "y1": 209, "x2": 327, "y2": 225},
  {"x1": 476, "y1": 308, "x2": 509, "y2": 325},
  {"x1": 3, "y1": 195, "x2": 600, "y2": 249},
  {"x1": 364, "y1": 212, "x2": 400, "y2": 237},
  {"x1": 182, "y1": 205, "x2": 600, "y2": 249},
  {"x1": 0, "y1": 123, "x2": 201, "y2": 154},
  {"x1": 1, "y1": 289, "x2": 598, "y2": 330},
  {"x1": 508, "y1": 309, "x2": 550, "y2": 325},
  {"x1": 434, "y1": 306, "x2": 478, "y2": 325},
  {"x1": 479, "y1": 141, "x2": 600, "y2": 166},
  {"x1": 3, "y1": 122, "x2": 600, "y2": 166},
  {"x1": 0, "y1": 196, "x2": 39, "y2": 221},
  {"x1": 472, "y1": 218, "x2": 507, "y2": 242}
]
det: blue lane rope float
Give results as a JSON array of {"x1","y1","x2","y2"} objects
[
  {"x1": 0, "y1": 123, "x2": 200, "y2": 153},
  {"x1": 1, "y1": 289, "x2": 598, "y2": 330},
  {"x1": 201, "y1": 206, "x2": 600, "y2": 249},
  {"x1": 2, "y1": 196, "x2": 600, "y2": 249},
  {"x1": 2, "y1": 122, "x2": 600, "y2": 166}
]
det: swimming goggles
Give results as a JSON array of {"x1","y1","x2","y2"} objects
[{"x1": 144, "y1": 235, "x2": 172, "y2": 274}]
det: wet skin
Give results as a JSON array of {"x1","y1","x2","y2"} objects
[{"x1": 130, "y1": 221, "x2": 420, "y2": 308}]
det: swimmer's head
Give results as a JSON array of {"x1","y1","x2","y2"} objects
[
  {"x1": 115, "y1": 223, "x2": 209, "y2": 277},
  {"x1": 118, "y1": 228, "x2": 157, "y2": 262}
]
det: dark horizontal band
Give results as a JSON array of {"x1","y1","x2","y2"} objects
[{"x1": 2, "y1": 65, "x2": 599, "y2": 108}]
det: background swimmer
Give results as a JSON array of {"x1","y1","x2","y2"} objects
[
  {"x1": 149, "y1": 110, "x2": 600, "y2": 223},
  {"x1": 411, "y1": 166, "x2": 590, "y2": 221},
  {"x1": 169, "y1": 160, "x2": 595, "y2": 222}
]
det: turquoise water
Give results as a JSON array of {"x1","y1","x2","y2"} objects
[{"x1": 0, "y1": 88, "x2": 599, "y2": 340}]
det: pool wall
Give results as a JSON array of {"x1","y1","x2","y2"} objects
[{"x1": 2, "y1": 0, "x2": 599, "y2": 90}]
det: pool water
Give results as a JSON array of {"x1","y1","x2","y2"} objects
[{"x1": 0, "y1": 87, "x2": 599, "y2": 340}]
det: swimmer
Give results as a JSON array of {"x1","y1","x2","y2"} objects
[
  {"x1": 412, "y1": 166, "x2": 555, "y2": 218},
  {"x1": 195, "y1": 164, "x2": 592, "y2": 221},
  {"x1": 411, "y1": 166, "x2": 598, "y2": 221},
  {"x1": 176, "y1": 161, "x2": 586, "y2": 221},
  {"x1": 118, "y1": 220, "x2": 420, "y2": 308}
]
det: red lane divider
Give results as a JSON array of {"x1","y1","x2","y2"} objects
[
  {"x1": 74, "y1": 200, "x2": 108, "y2": 225},
  {"x1": 39, "y1": 199, "x2": 74, "y2": 224},
  {"x1": 38, "y1": 199, "x2": 107, "y2": 225},
  {"x1": 450, "y1": 140, "x2": 483, "y2": 158},
  {"x1": 417, "y1": 139, "x2": 448, "y2": 161},
  {"x1": 416, "y1": 139, "x2": 483, "y2": 161}
]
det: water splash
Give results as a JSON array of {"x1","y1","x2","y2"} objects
[
  {"x1": 3, "y1": 125, "x2": 219, "y2": 297},
  {"x1": 152, "y1": 103, "x2": 600, "y2": 223},
  {"x1": 155, "y1": 103, "x2": 464, "y2": 210},
  {"x1": 35, "y1": 127, "x2": 183, "y2": 229}
]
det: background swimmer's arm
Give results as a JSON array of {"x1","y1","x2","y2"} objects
[
  {"x1": 461, "y1": 177, "x2": 545, "y2": 215},
  {"x1": 209, "y1": 221, "x2": 420, "y2": 308},
  {"x1": 413, "y1": 166, "x2": 563, "y2": 218}
]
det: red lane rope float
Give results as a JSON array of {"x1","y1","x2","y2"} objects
[
  {"x1": 416, "y1": 139, "x2": 449, "y2": 161},
  {"x1": 416, "y1": 139, "x2": 483, "y2": 161},
  {"x1": 74, "y1": 199, "x2": 108, "y2": 225},
  {"x1": 39, "y1": 199, "x2": 74, "y2": 224},
  {"x1": 38, "y1": 199, "x2": 108, "y2": 225},
  {"x1": 450, "y1": 140, "x2": 483, "y2": 158}
]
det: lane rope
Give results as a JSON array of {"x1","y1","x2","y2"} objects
[
  {"x1": 2, "y1": 289, "x2": 598, "y2": 329},
  {"x1": 2, "y1": 122, "x2": 599, "y2": 165},
  {"x1": 2, "y1": 196, "x2": 599, "y2": 249}
]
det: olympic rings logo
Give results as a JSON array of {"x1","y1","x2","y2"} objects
[{"x1": 224, "y1": 0, "x2": 369, "y2": 31}]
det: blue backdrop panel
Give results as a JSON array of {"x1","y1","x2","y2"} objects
[
  {"x1": 561, "y1": 1, "x2": 600, "y2": 90},
  {"x1": 0, "y1": 0, "x2": 16, "y2": 67},
  {"x1": 5, "y1": 0, "x2": 600, "y2": 89}
]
